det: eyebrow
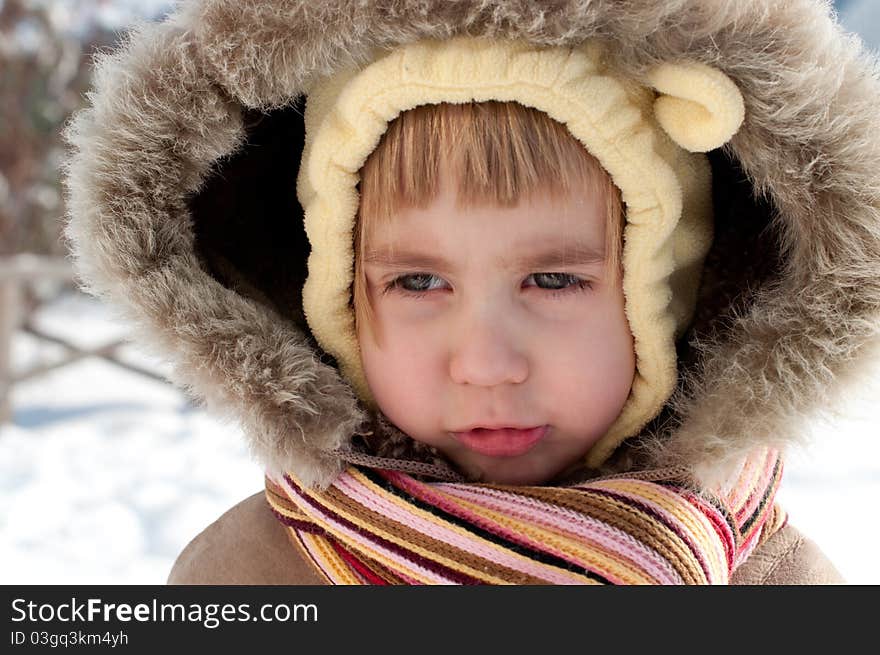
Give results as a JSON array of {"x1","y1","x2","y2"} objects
[{"x1": 364, "y1": 241, "x2": 606, "y2": 272}]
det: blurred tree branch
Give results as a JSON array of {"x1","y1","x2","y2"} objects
[{"x1": 0, "y1": 0, "x2": 117, "y2": 258}]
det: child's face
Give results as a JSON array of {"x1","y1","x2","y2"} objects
[{"x1": 356, "y1": 174, "x2": 635, "y2": 485}]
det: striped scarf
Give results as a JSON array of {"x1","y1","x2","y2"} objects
[{"x1": 266, "y1": 447, "x2": 786, "y2": 585}]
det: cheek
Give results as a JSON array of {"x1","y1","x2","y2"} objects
[
  {"x1": 358, "y1": 315, "x2": 441, "y2": 411},
  {"x1": 542, "y1": 302, "x2": 635, "y2": 405}
]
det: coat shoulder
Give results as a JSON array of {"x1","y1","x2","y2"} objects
[
  {"x1": 167, "y1": 491, "x2": 326, "y2": 585},
  {"x1": 730, "y1": 523, "x2": 844, "y2": 585}
]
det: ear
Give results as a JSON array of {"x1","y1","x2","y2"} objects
[{"x1": 647, "y1": 61, "x2": 745, "y2": 153}]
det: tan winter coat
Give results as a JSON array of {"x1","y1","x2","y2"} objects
[{"x1": 64, "y1": 0, "x2": 880, "y2": 585}]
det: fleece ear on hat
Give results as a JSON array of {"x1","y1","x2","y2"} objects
[{"x1": 647, "y1": 61, "x2": 745, "y2": 153}]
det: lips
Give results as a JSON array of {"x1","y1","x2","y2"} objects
[{"x1": 452, "y1": 426, "x2": 549, "y2": 458}]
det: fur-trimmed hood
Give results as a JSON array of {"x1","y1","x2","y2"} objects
[{"x1": 63, "y1": 0, "x2": 880, "y2": 489}]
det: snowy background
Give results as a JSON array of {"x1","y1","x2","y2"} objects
[{"x1": 1, "y1": 1, "x2": 879, "y2": 585}]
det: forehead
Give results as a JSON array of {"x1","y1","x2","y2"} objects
[{"x1": 364, "y1": 182, "x2": 608, "y2": 269}]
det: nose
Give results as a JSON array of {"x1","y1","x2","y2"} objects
[{"x1": 448, "y1": 305, "x2": 529, "y2": 388}]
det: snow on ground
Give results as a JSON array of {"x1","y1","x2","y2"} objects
[
  {"x1": 0, "y1": 291, "x2": 263, "y2": 585},
  {"x1": 1, "y1": 290, "x2": 879, "y2": 584}
]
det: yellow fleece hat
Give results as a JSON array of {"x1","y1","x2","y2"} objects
[{"x1": 297, "y1": 37, "x2": 744, "y2": 468}]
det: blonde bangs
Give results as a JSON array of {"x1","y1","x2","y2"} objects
[{"x1": 353, "y1": 101, "x2": 624, "y2": 338}]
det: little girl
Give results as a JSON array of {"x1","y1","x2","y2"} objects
[
  {"x1": 351, "y1": 100, "x2": 635, "y2": 488},
  {"x1": 62, "y1": 0, "x2": 877, "y2": 584}
]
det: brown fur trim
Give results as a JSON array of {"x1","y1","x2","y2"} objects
[{"x1": 63, "y1": 0, "x2": 880, "y2": 487}]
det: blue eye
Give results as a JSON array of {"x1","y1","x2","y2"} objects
[
  {"x1": 383, "y1": 273, "x2": 447, "y2": 299},
  {"x1": 383, "y1": 272, "x2": 592, "y2": 299},
  {"x1": 526, "y1": 273, "x2": 592, "y2": 296}
]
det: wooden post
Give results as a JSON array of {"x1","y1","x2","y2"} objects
[{"x1": 0, "y1": 277, "x2": 21, "y2": 423}]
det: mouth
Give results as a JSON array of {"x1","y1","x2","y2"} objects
[{"x1": 451, "y1": 426, "x2": 549, "y2": 458}]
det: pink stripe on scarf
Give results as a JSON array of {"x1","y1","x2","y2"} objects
[
  {"x1": 281, "y1": 475, "x2": 450, "y2": 584},
  {"x1": 439, "y1": 483, "x2": 685, "y2": 584},
  {"x1": 337, "y1": 471, "x2": 584, "y2": 584}
]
